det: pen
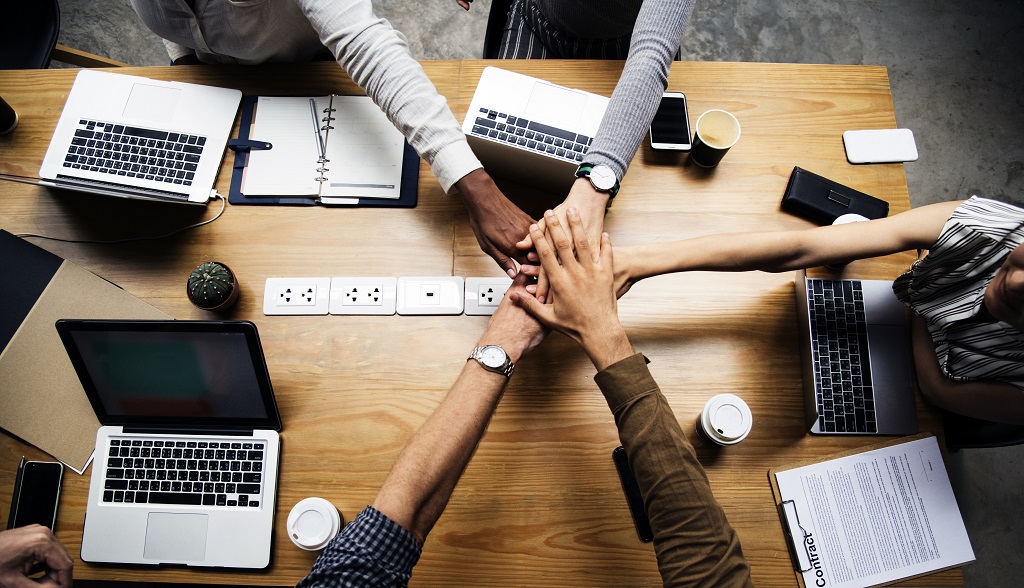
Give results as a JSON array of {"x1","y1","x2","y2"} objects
[{"x1": 309, "y1": 98, "x2": 327, "y2": 163}]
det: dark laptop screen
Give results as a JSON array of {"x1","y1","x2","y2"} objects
[{"x1": 56, "y1": 320, "x2": 281, "y2": 430}]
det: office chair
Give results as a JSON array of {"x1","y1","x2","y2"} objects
[
  {"x1": 0, "y1": 0, "x2": 126, "y2": 69},
  {"x1": 942, "y1": 409, "x2": 1024, "y2": 452}
]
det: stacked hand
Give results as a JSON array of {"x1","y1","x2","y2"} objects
[{"x1": 512, "y1": 208, "x2": 633, "y2": 371}]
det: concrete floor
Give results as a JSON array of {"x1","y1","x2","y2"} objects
[{"x1": 52, "y1": 0, "x2": 1023, "y2": 585}]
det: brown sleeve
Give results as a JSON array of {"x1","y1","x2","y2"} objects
[{"x1": 595, "y1": 353, "x2": 753, "y2": 587}]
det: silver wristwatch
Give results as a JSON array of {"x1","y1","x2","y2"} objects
[{"x1": 468, "y1": 345, "x2": 514, "y2": 378}]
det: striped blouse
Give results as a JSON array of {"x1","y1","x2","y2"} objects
[{"x1": 892, "y1": 197, "x2": 1024, "y2": 390}]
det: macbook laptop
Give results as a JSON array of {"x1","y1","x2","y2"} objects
[
  {"x1": 56, "y1": 319, "x2": 282, "y2": 569},
  {"x1": 794, "y1": 270, "x2": 917, "y2": 435},
  {"x1": 39, "y1": 70, "x2": 241, "y2": 205},
  {"x1": 462, "y1": 66, "x2": 609, "y2": 193}
]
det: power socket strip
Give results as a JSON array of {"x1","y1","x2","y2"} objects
[
  {"x1": 263, "y1": 277, "x2": 331, "y2": 315},
  {"x1": 464, "y1": 277, "x2": 513, "y2": 316},
  {"x1": 329, "y1": 277, "x2": 398, "y2": 315},
  {"x1": 396, "y1": 276, "x2": 464, "y2": 315}
]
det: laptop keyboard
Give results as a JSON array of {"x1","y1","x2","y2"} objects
[
  {"x1": 63, "y1": 119, "x2": 206, "y2": 186},
  {"x1": 470, "y1": 108, "x2": 591, "y2": 163},
  {"x1": 103, "y1": 438, "x2": 265, "y2": 508},
  {"x1": 807, "y1": 279, "x2": 877, "y2": 433}
]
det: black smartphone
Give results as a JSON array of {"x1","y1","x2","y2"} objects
[
  {"x1": 648, "y1": 91, "x2": 692, "y2": 151},
  {"x1": 7, "y1": 458, "x2": 63, "y2": 531},
  {"x1": 612, "y1": 446, "x2": 654, "y2": 543}
]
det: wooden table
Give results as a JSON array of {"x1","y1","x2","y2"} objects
[{"x1": 0, "y1": 60, "x2": 960, "y2": 586}]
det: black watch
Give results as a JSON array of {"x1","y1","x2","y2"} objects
[{"x1": 575, "y1": 163, "x2": 620, "y2": 199}]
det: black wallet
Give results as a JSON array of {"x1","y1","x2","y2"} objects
[{"x1": 780, "y1": 166, "x2": 889, "y2": 225}]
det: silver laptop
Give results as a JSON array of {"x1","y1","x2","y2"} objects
[
  {"x1": 56, "y1": 319, "x2": 282, "y2": 569},
  {"x1": 39, "y1": 70, "x2": 241, "y2": 205},
  {"x1": 462, "y1": 66, "x2": 609, "y2": 193},
  {"x1": 794, "y1": 270, "x2": 917, "y2": 435}
]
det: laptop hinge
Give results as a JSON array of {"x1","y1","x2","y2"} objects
[{"x1": 121, "y1": 426, "x2": 256, "y2": 436}]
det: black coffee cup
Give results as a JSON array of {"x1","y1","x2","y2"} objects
[
  {"x1": 689, "y1": 109, "x2": 740, "y2": 168},
  {"x1": 0, "y1": 96, "x2": 18, "y2": 135}
]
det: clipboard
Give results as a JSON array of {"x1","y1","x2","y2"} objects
[
  {"x1": 227, "y1": 95, "x2": 419, "y2": 207},
  {"x1": 768, "y1": 433, "x2": 968, "y2": 588}
]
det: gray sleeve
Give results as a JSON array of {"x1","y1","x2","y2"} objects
[{"x1": 584, "y1": 0, "x2": 696, "y2": 183}]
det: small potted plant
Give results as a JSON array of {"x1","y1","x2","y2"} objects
[{"x1": 187, "y1": 261, "x2": 239, "y2": 311}]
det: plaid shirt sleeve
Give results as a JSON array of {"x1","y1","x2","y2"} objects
[{"x1": 296, "y1": 506, "x2": 423, "y2": 588}]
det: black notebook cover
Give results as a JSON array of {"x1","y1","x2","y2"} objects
[{"x1": 228, "y1": 95, "x2": 419, "y2": 207}]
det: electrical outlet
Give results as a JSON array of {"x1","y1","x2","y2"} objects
[
  {"x1": 396, "y1": 277, "x2": 464, "y2": 315},
  {"x1": 263, "y1": 277, "x2": 331, "y2": 315},
  {"x1": 464, "y1": 277, "x2": 513, "y2": 316},
  {"x1": 329, "y1": 277, "x2": 398, "y2": 315}
]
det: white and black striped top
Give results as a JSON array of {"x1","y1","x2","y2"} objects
[{"x1": 893, "y1": 197, "x2": 1024, "y2": 390}]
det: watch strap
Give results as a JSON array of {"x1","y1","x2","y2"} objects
[
  {"x1": 468, "y1": 345, "x2": 514, "y2": 378},
  {"x1": 575, "y1": 163, "x2": 620, "y2": 198}
]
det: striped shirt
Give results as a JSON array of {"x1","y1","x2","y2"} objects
[{"x1": 892, "y1": 197, "x2": 1024, "y2": 390}]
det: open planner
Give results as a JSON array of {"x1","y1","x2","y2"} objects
[{"x1": 229, "y1": 95, "x2": 418, "y2": 207}]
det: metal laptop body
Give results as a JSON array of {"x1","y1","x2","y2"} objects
[
  {"x1": 462, "y1": 66, "x2": 609, "y2": 194},
  {"x1": 39, "y1": 70, "x2": 241, "y2": 205},
  {"x1": 794, "y1": 270, "x2": 918, "y2": 435},
  {"x1": 56, "y1": 319, "x2": 282, "y2": 569}
]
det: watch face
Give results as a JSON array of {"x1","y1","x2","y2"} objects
[
  {"x1": 590, "y1": 165, "x2": 616, "y2": 191},
  {"x1": 479, "y1": 346, "x2": 506, "y2": 368}
]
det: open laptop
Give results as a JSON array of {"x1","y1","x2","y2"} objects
[
  {"x1": 462, "y1": 66, "x2": 609, "y2": 193},
  {"x1": 794, "y1": 270, "x2": 917, "y2": 435},
  {"x1": 55, "y1": 319, "x2": 282, "y2": 569},
  {"x1": 39, "y1": 70, "x2": 241, "y2": 206}
]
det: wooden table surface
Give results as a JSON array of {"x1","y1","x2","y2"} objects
[{"x1": 0, "y1": 60, "x2": 960, "y2": 586}]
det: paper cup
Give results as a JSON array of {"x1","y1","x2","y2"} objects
[
  {"x1": 689, "y1": 109, "x2": 741, "y2": 168},
  {"x1": 287, "y1": 497, "x2": 343, "y2": 551},
  {"x1": 699, "y1": 394, "x2": 752, "y2": 445}
]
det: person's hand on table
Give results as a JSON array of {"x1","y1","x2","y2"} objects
[
  {"x1": 511, "y1": 208, "x2": 633, "y2": 371},
  {"x1": 515, "y1": 178, "x2": 609, "y2": 301},
  {"x1": 0, "y1": 525, "x2": 74, "y2": 588},
  {"x1": 479, "y1": 273, "x2": 549, "y2": 364},
  {"x1": 456, "y1": 169, "x2": 537, "y2": 278}
]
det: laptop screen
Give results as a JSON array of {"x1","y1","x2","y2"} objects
[{"x1": 57, "y1": 320, "x2": 281, "y2": 431}]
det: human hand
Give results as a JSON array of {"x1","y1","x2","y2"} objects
[
  {"x1": 0, "y1": 525, "x2": 74, "y2": 588},
  {"x1": 511, "y1": 208, "x2": 633, "y2": 370},
  {"x1": 478, "y1": 274, "x2": 548, "y2": 363},
  {"x1": 515, "y1": 178, "x2": 609, "y2": 301},
  {"x1": 456, "y1": 169, "x2": 537, "y2": 278}
]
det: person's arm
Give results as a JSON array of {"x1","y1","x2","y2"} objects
[
  {"x1": 299, "y1": 0, "x2": 534, "y2": 275},
  {"x1": 512, "y1": 209, "x2": 752, "y2": 586},
  {"x1": 372, "y1": 276, "x2": 546, "y2": 540},
  {"x1": 607, "y1": 200, "x2": 962, "y2": 297},
  {"x1": 0, "y1": 525, "x2": 74, "y2": 588},
  {"x1": 910, "y1": 315, "x2": 1024, "y2": 424}
]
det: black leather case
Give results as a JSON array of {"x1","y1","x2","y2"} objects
[{"x1": 780, "y1": 166, "x2": 889, "y2": 225}]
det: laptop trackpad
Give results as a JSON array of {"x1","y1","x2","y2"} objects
[{"x1": 144, "y1": 512, "x2": 208, "y2": 561}]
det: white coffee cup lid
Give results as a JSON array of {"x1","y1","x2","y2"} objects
[
  {"x1": 287, "y1": 497, "x2": 342, "y2": 551},
  {"x1": 701, "y1": 394, "x2": 752, "y2": 445}
]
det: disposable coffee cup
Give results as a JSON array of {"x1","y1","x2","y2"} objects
[
  {"x1": 0, "y1": 96, "x2": 17, "y2": 136},
  {"x1": 826, "y1": 214, "x2": 870, "y2": 269},
  {"x1": 698, "y1": 394, "x2": 752, "y2": 446},
  {"x1": 689, "y1": 109, "x2": 740, "y2": 168},
  {"x1": 287, "y1": 497, "x2": 343, "y2": 551}
]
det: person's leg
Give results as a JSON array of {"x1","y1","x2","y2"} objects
[{"x1": 498, "y1": 0, "x2": 547, "y2": 58}]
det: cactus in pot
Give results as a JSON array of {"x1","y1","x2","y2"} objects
[{"x1": 187, "y1": 261, "x2": 239, "y2": 311}]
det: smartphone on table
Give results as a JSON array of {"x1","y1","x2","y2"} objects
[
  {"x1": 612, "y1": 446, "x2": 654, "y2": 543},
  {"x1": 7, "y1": 457, "x2": 64, "y2": 531},
  {"x1": 649, "y1": 91, "x2": 692, "y2": 151}
]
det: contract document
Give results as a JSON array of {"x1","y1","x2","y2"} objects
[{"x1": 774, "y1": 435, "x2": 974, "y2": 588}]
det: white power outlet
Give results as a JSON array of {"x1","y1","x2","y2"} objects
[
  {"x1": 263, "y1": 278, "x2": 331, "y2": 315},
  {"x1": 396, "y1": 276, "x2": 464, "y2": 315},
  {"x1": 464, "y1": 277, "x2": 513, "y2": 316},
  {"x1": 329, "y1": 277, "x2": 398, "y2": 315}
]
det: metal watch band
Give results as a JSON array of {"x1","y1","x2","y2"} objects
[{"x1": 468, "y1": 345, "x2": 514, "y2": 378}]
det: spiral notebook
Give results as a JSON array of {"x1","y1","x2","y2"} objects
[{"x1": 228, "y1": 95, "x2": 418, "y2": 207}]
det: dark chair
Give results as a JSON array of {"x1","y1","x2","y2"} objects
[
  {"x1": 0, "y1": 0, "x2": 126, "y2": 69},
  {"x1": 942, "y1": 409, "x2": 1024, "y2": 451},
  {"x1": 482, "y1": 0, "x2": 513, "y2": 58}
]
